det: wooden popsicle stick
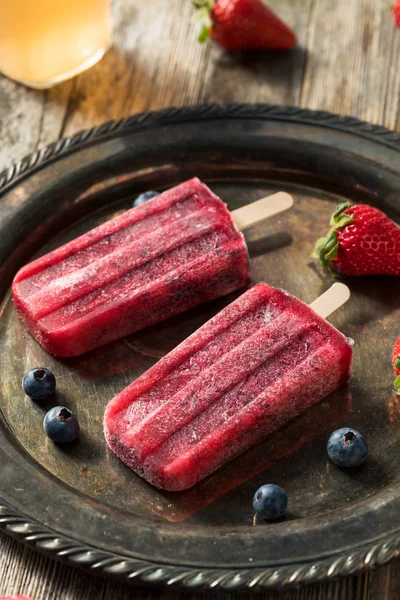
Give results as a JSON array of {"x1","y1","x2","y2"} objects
[
  {"x1": 310, "y1": 282, "x2": 350, "y2": 319},
  {"x1": 231, "y1": 192, "x2": 294, "y2": 231}
]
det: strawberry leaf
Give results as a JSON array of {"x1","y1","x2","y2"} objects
[
  {"x1": 312, "y1": 236, "x2": 328, "y2": 258},
  {"x1": 314, "y1": 202, "x2": 356, "y2": 272},
  {"x1": 395, "y1": 356, "x2": 400, "y2": 371},
  {"x1": 330, "y1": 202, "x2": 353, "y2": 227},
  {"x1": 325, "y1": 240, "x2": 339, "y2": 262},
  {"x1": 198, "y1": 24, "x2": 211, "y2": 42},
  {"x1": 313, "y1": 230, "x2": 339, "y2": 271},
  {"x1": 334, "y1": 214, "x2": 355, "y2": 229},
  {"x1": 394, "y1": 375, "x2": 400, "y2": 391},
  {"x1": 192, "y1": 0, "x2": 214, "y2": 42},
  {"x1": 193, "y1": 0, "x2": 214, "y2": 8}
]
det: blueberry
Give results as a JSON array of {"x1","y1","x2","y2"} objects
[
  {"x1": 23, "y1": 368, "x2": 56, "y2": 400},
  {"x1": 132, "y1": 190, "x2": 159, "y2": 207},
  {"x1": 43, "y1": 406, "x2": 80, "y2": 443},
  {"x1": 253, "y1": 484, "x2": 288, "y2": 521},
  {"x1": 327, "y1": 427, "x2": 368, "y2": 467}
]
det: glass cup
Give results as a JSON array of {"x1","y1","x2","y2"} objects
[{"x1": 0, "y1": 0, "x2": 112, "y2": 89}]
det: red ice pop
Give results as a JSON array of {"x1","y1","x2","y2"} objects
[
  {"x1": 0, "y1": 596, "x2": 33, "y2": 600},
  {"x1": 12, "y1": 178, "x2": 292, "y2": 357},
  {"x1": 104, "y1": 282, "x2": 353, "y2": 491}
]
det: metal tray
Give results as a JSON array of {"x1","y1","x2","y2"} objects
[{"x1": 1, "y1": 104, "x2": 400, "y2": 592}]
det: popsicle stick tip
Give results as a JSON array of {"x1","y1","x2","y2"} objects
[
  {"x1": 309, "y1": 282, "x2": 350, "y2": 319},
  {"x1": 232, "y1": 191, "x2": 294, "y2": 231},
  {"x1": 330, "y1": 282, "x2": 351, "y2": 303},
  {"x1": 277, "y1": 192, "x2": 294, "y2": 210}
]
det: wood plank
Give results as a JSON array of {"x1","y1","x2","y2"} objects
[
  {"x1": 37, "y1": 82, "x2": 75, "y2": 150},
  {"x1": 300, "y1": 0, "x2": 400, "y2": 128},
  {"x1": 0, "y1": 76, "x2": 71, "y2": 174},
  {"x1": 364, "y1": 561, "x2": 400, "y2": 600},
  {"x1": 0, "y1": 78, "x2": 44, "y2": 174}
]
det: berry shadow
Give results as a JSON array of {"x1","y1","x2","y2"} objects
[
  {"x1": 206, "y1": 46, "x2": 308, "y2": 104},
  {"x1": 49, "y1": 428, "x2": 101, "y2": 461},
  {"x1": 252, "y1": 513, "x2": 290, "y2": 526},
  {"x1": 327, "y1": 455, "x2": 392, "y2": 496},
  {"x1": 342, "y1": 275, "x2": 400, "y2": 322},
  {"x1": 31, "y1": 389, "x2": 69, "y2": 413}
]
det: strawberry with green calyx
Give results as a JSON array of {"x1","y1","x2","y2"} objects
[
  {"x1": 193, "y1": 0, "x2": 296, "y2": 51},
  {"x1": 392, "y1": 337, "x2": 400, "y2": 392},
  {"x1": 314, "y1": 202, "x2": 400, "y2": 276}
]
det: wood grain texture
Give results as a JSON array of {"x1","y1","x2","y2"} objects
[
  {"x1": 1, "y1": 0, "x2": 400, "y2": 598},
  {"x1": 299, "y1": 0, "x2": 400, "y2": 128}
]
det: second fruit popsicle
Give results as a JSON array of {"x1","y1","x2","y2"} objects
[
  {"x1": 104, "y1": 282, "x2": 353, "y2": 491},
  {"x1": 12, "y1": 178, "x2": 292, "y2": 357}
]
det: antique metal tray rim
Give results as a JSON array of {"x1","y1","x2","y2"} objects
[{"x1": 2, "y1": 102, "x2": 400, "y2": 196}]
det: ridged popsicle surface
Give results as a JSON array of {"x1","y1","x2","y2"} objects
[
  {"x1": 12, "y1": 178, "x2": 250, "y2": 356},
  {"x1": 104, "y1": 283, "x2": 353, "y2": 491}
]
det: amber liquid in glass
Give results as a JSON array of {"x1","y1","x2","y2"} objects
[{"x1": 0, "y1": 0, "x2": 111, "y2": 88}]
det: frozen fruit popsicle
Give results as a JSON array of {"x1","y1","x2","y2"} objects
[
  {"x1": 104, "y1": 282, "x2": 352, "y2": 491},
  {"x1": 12, "y1": 178, "x2": 292, "y2": 357}
]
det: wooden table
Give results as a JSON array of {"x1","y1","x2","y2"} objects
[{"x1": 1, "y1": 0, "x2": 400, "y2": 597}]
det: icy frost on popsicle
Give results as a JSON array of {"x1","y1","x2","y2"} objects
[
  {"x1": 12, "y1": 178, "x2": 253, "y2": 357},
  {"x1": 104, "y1": 282, "x2": 353, "y2": 491}
]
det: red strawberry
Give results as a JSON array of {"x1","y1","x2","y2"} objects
[
  {"x1": 193, "y1": 0, "x2": 296, "y2": 51},
  {"x1": 394, "y1": 0, "x2": 400, "y2": 29},
  {"x1": 392, "y1": 336, "x2": 400, "y2": 391},
  {"x1": 314, "y1": 202, "x2": 400, "y2": 276}
]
